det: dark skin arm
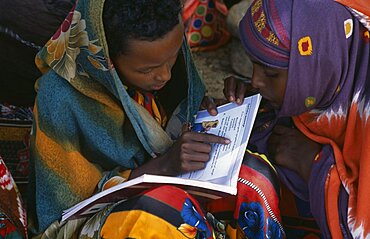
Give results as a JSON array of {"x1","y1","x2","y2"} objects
[
  {"x1": 129, "y1": 131, "x2": 230, "y2": 179},
  {"x1": 267, "y1": 125, "x2": 321, "y2": 182}
]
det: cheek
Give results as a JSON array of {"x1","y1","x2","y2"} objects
[
  {"x1": 276, "y1": 79, "x2": 287, "y2": 104},
  {"x1": 117, "y1": 68, "x2": 151, "y2": 86},
  {"x1": 126, "y1": 74, "x2": 152, "y2": 88}
]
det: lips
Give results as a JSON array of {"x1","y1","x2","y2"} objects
[
  {"x1": 152, "y1": 82, "x2": 167, "y2": 90},
  {"x1": 259, "y1": 94, "x2": 279, "y2": 109}
]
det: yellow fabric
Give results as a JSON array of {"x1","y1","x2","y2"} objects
[
  {"x1": 0, "y1": 126, "x2": 30, "y2": 141},
  {"x1": 118, "y1": 169, "x2": 132, "y2": 180},
  {"x1": 101, "y1": 210, "x2": 186, "y2": 238},
  {"x1": 151, "y1": 97, "x2": 162, "y2": 125},
  {"x1": 226, "y1": 225, "x2": 237, "y2": 239},
  {"x1": 33, "y1": 107, "x2": 102, "y2": 198}
]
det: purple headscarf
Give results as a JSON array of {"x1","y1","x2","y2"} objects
[
  {"x1": 239, "y1": 0, "x2": 369, "y2": 117},
  {"x1": 240, "y1": 0, "x2": 370, "y2": 237}
]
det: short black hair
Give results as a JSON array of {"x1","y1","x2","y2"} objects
[{"x1": 103, "y1": 0, "x2": 182, "y2": 58}]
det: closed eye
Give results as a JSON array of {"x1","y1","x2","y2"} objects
[{"x1": 139, "y1": 68, "x2": 153, "y2": 74}]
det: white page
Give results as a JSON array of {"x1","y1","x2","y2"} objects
[{"x1": 179, "y1": 94, "x2": 261, "y2": 183}]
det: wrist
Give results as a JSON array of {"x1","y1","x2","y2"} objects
[{"x1": 157, "y1": 152, "x2": 180, "y2": 176}]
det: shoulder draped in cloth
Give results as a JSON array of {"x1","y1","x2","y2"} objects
[
  {"x1": 240, "y1": 0, "x2": 370, "y2": 237},
  {"x1": 29, "y1": 0, "x2": 205, "y2": 232}
]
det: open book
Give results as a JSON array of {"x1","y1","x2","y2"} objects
[{"x1": 61, "y1": 94, "x2": 262, "y2": 222}]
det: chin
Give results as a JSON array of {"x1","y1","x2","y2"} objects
[
  {"x1": 151, "y1": 84, "x2": 166, "y2": 91},
  {"x1": 268, "y1": 101, "x2": 281, "y2": 110}
]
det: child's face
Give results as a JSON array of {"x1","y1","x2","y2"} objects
[
  {"x1": 112, "y1": 23, "x2": 184, "y2": 92},
  {"x1": 250, "y1": 59, "x2": 288, "y2": 109}
]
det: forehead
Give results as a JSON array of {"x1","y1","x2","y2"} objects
[{"x1": 123, "y1": 24, "x2": 184, "y2": 66}]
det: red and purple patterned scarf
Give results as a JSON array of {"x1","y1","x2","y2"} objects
[{"x1": 240, "y1": 0, "x2": 370, "y2": 237}]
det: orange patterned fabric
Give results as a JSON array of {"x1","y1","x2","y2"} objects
[
  {"x1": 0, "y1": 156, "x2": 27, "y2": 238},
  {"x1": 183, "y1": 0, "x2": 230, "y2": 51},
  {"x1": 335, "y1": 0, "x2": 370, "y2": 17}
]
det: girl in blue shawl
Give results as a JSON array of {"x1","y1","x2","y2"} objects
[
  {"x1": 29, "y1": 0, "x2": 232, "y2": 237},
  {"x1": 28, "y1": 0, "x2": 288, "y2": 237}
]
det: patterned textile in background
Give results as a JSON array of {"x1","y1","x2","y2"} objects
[
  {"x1": 0, "y1": 104, "x2": 32, "y2": 183},
  {"x1": 0, "y1": 156, "x2": 27, "y2": 238},
  {"x1": 183, "y1": 0, "x2": 230, "y2": 51}
]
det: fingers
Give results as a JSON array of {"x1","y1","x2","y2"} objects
[
  {"x1": 236, "y1": 80, "x2": 247, "y2": 104},
  {"x1": 181, "y1": 141, "x2": 212, "y2": 154},
  {"x1": 224, "y1": 76, "x2": 253, "y2": 105},
  {"x1": 181, "y1": 160, "x2": 208, "y2": 172},
  {"x1": 223, "y1": 76, "x2": 237, "y2": 102},
  {"x1": 213, "y1": 98, "x2": 228, "y2": 106},
  {"x1": 178, "y1": 133, "x2": 231, "y2": 172},
  {"x1": 183, "y1": 131, "x2": 230, "y2": 145},
  {"x1": 201, "y1": 96, "x2": 218, "y2": 116},
  {"x1": 181, "y1": 122, "x2": 192, "y2": 134},
  {"x1": 200, "y1": 97, "x2": 228, "y2": 116}
]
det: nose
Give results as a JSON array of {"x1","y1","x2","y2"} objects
[
  {"x1": 155, "y1": 63, "x2": 172, "y2": 82},
  {"x1": 251, "y1": 71, "x2": 263, "y2": 90}
]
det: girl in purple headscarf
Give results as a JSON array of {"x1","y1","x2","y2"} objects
[{"x1": 207, "y1": 0, "x2": 370, "y2": 237}]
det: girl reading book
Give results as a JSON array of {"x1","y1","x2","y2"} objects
[
  {"x1": 215, "y1": 0, "x2": 370, "y2": 237},
  {"x1": 27, "y1": 0, "x2": 284, "y2": 238}
]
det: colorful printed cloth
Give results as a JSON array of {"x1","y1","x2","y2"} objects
[
  {"x1": 100, "y1": 153, "x2": 285, "y2": 239},
  {"x1": 0, "y1": 104, "x2": 32, "y2": 186},
  {"x1": 39, "y1": 186, "x2": 217, "y2": 239},
  {"x1": 183, "y1": 0, "x2": 231, "y2": 51},
  {"x1": 240, "y1": 0, "x2": 370, "y2": 237},
  {"x1": 0, "y1": 156, "x2": 27, "y2": 238},
  {"x1": 126, "y1": 89, "x2": 168, "y2": 128},
  {"x1": 206, "y1": 151, "x2": 284, "y2": 239},
  {"x1": 35, "y1": 151, "x2": 285, "y2": 239}
]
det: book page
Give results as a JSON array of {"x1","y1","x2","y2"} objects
[{"x1": 179, "y1": 94, "x2": 261, "y2": 185}]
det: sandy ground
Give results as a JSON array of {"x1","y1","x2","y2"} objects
[{"x1": 191, "y1": 41, "x2": 234, "y2": 99}]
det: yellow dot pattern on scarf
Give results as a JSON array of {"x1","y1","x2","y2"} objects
[
  {"x1": 305, "y1": 96, "x2": 316, "y2": 108},
  {"x1": 201, "y1": 26, "x2": 213, "y2": 38}
]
